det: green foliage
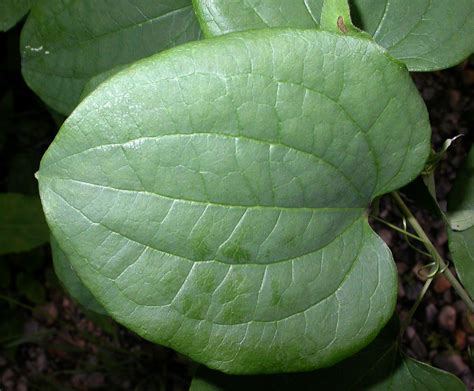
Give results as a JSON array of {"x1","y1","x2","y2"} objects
[
  {"x1": 16, "y1": 272, "x2": 45, "y2": 304},
  {"x1": 190, "y1": 319, "x2": 465, "y2": 390},
  {"x1": 37, "y1": 28, "x2": 430, "y2": 373},
  {"x1": 2, "y1": 0, "x2": 473, "y2": 386},
  {"x1": 50, "y1": 236, "x2": 107, "y2": 314},
  {"x1": 352, "y1": 0, "x2": 474, "y2": 71},
  {"x1": 194, "y1": 0, "x2": 474, "y2": 71},
  {"x1": 20, "y1": 0, "x2": 202, "y2": 115},
  {"x1": 0, "y1": 193, "x2": 49, "y2": 255},
  {"x1": 448, "y1": 148, "x2": 474, "y2": 298},
  {"x1": 0, "y1": 0, "x2": 33, "y2": 31}
]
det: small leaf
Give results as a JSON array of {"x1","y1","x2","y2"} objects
[
  {"x1": 448, "y1": 149, "x2": 474, "y2": 231},
  {"x1": 448, "y1": 148, "x2": 474, "y2": 299},
  {"x1": 21, "y1": 0, "x2": 202, "y2": 115},
  {"x1": 448, "y1": 227, "x2": 474, "y2": 300},
  {"x1": 0, "y1": 193, "x2": 49, "y2": 255},
  {"x1": 51, "y1": 236, "x2": 107, "y2": 315},
  {"x1": 352, "y1": 0, "x2": 474, "y2": 71},
  {"x1": 38, "y1": 29, "x2": 430, "y2": 373},
  {"x1": 0, "y1": 0, "x2": 33, "y2": 31},
  {"x1": 190, "y1": 319, "x2": 465, "y2": 390}
]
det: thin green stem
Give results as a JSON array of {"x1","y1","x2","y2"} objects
[
  {"x1": 392, "y1": 191, "x2": 474, "y2": 313},
  {"x1": 400, "y1": 276, "x2": 434, "y2": 336},
  {"x1": 0, "y1": 293, "x2": 34, "y2": 311},
  {"x1": 371, "y1": 216, "x2": 426, "y2": 243}
]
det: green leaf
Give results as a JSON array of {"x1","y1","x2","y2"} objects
[
  {"x1": 448, "y1": 149, "x2": 474, "y2": 231},
  {"x1": 352, "y1": 0, "x2": 474, "y2": 71},
  {"x1": 448, "y1": 148, "x2": 474, "y2": 299},
  {"x1": 79, "y1": 64, "x2": 130, "y2": 102},
  {"x1": 0, "y1": 193, "x2": 49, "y2": 255},
  {"x1": 16, "y1": 273, "x2": 46, "y2": 304},
  {"x1": 37, "y1": 29, "x2": 430, "y2": 373},
  {"x1": 51, "y1": 236, "x2": 107, "y2": 314},
  {"x1": 448, "y1": 227, "x2": 474, "y2": 300},
  {"x1": 0, "y1": 262, "x2": 11, "y2": 288},
  {"x1": 20, "y1": 0, "x2": 202, "y2": 115},
  {"x1": 193, "y1": 0, "x2": 323, "y2": 37},
  {"x1": 0, "y1": 0, "x2": 33, "y2": 31},
  {"x1": 190, "y1": 320, "x2": 465, "y2": 390},
  {"x1": 194, "y1": 0, "x2": 474, "y2": 71},
  {"x1": 320, "y1": 0, "x2": 356, "y2": 34}
]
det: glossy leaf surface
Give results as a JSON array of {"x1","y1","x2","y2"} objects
[
  {"x1": 194, "y1": 0, "x2": 474, "y2": 71},
  {"x1": 352, "y1": 0, "x2": 474, "y2": 71},
  {"x1": 448, "y1": 148, "x2": 474, "y2": 298},
  {"x1": 193, "y1": 0, "x2": 323, "y2": 37},
  {"x1": 0, "y1": 193, "x2": 49, "y2": 255},
  {"x1": 38, "y1": 29, "x2": 430, "y2": 373},
  {"x1": 51, "y1": 236, "x2": 106, "y2": 314},
  {"x1": 0, "y1": 0, "x2": 33, "y2": 31},
  {"x1": 21, "y1": 0, "x2": 201, "y2": 115},
  {"x1": 190, "y1": 320, "x2": 465, "y2": 390}
]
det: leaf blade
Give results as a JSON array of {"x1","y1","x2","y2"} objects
[
  {"x1": 0, "y1": 0, "x2": 33, "y2": 31},
  {"x1": 38, "y1": 29, "x2": 430, "y2": 373},
  {"x1": 20, "y1": 0, "x2": 202, "y2": 115},
  {"x1": 0, "y1": 193, "x2": 49, "y2": 255}
]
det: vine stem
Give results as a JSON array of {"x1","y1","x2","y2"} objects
[
  {"x1": 400, "y1": 277, "x2": 434, "y2": 336},
  {"x1": 391, "y1": 191, "x2": 474, "y2": 313}
]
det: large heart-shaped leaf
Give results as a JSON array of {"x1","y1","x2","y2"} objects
[
  {"x1": 190, "y1": 319, "x2": 466, "y2": 390},
  {"x1": 0, "y1": 0, "x2": 33, "y2": 31},
  {"x1": 0, "y1": 193, "x2": 49, "y2": 255},
  {"x1": 193, "y1": 0, "x2": 474, "y2": 71},
  {"x1": 51, "y1": 236, "x2": 107, "y2": 314},
  {"x1": 448, "y1": 148, "x2": 474, "y2": 298},
  {"x1": 20, "y1": 0, "x2": 201, "y2": 115},
  {"x1": 38, "y1": 29, "x2": 430, "y2": 373}
]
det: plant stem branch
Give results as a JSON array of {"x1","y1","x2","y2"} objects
[
  {"x1": 392, "y1": 191, "x2": 474, "y2": 313},
  {"x1": 400, "y1": 276, "x2": 434, "y2": 336}
]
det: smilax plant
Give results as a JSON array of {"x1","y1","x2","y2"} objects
[{"x1": 2, "y1": 0, "x2": 473, "y2": 389}]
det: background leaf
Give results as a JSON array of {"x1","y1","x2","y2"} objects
[
  {"x1": 351, "y1": 0, "x2": 474, "y2": 71},
  {"x1": 20, "y1": 0, "x2": 202, "y2": 115},
  {"x1": 448, "y1": 148, "x2": 474, "y2": 231},
  {"x1": 50, "y1": 236, "x2": 107, "y2": 314},
  {"x1": 190, "y1": 319, "x2": 466, "y2": 390},
  {"x1": 38, "y1": 29, "x2": 430, "y2": 373},
  {"x1": 193, "y1": 0, "x2": 323, "y2": 37},
  {"x1": 448, "y1": 148, "x2": 474, "y2": 299},
  {"x1": 0, "y1": 0, "x2": 33, "y2": 32},
  {"x1": 194, "y1": 0, "x2": 474, "y2": 71},
  {"x1": 16, "y1": 272, "x2": 45, "y2": 304},
  {"x1": 0, "y1": 193, "x2": 49, "y2": 255}
]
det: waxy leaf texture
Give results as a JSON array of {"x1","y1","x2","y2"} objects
[
  {"x1": 195, "y1": 0, "x2": 474, "y2": 71},
  {"x1": 38, "y1": 29, "x2": 430, "y2": 373},
  {"x1": 51, "y1": 236, "x2": 106, "y2": 314},
  {"x1": 190, "y1": 319, "x2": 466, "y2": 390}
]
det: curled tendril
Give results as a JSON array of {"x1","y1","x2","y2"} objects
[{"x1": 401, "y1": 217, "x2": 433, "y2": 258}]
